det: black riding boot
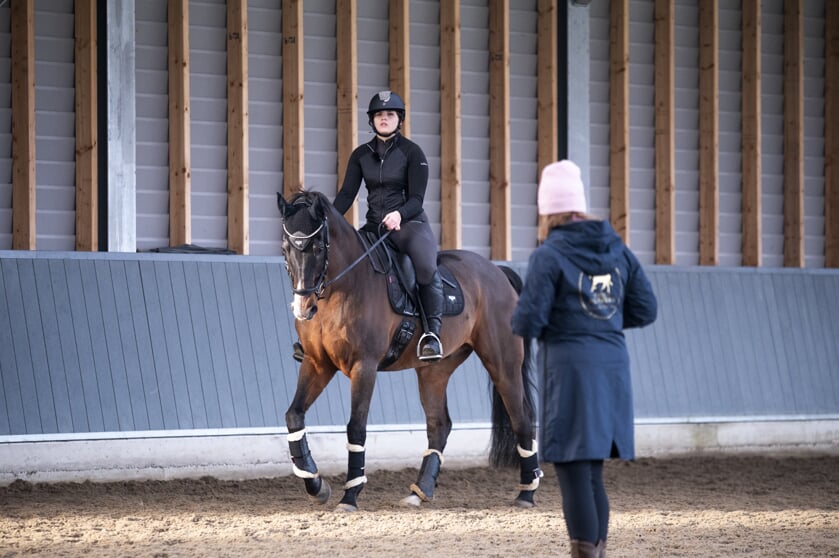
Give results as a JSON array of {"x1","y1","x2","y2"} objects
[{"x1": 418, "y1": 271, "x2": 444, "y2": 361}]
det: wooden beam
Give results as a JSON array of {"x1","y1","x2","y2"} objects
[
  {"x1": 610, "y1": 0, "x2": 630, "y2": 243},
  {"x1": 75, "y1": 0, "x2": 98, "y2": 251},
  {"x1": 337, "y1": 0, "x2": 359, "y2": 227},
  {"x1": 389, "y1": 0, "x2": 410, "y2": 138},
  {"x1": 228, "y1": 0, "x2": 249, "y2": 255},
  {"x1": 783, "y1": 0, "x2": 804, "y2": 267},
  {"x1": 827, "y1": 0, "x2": 839, "y2": 268},
  {"x1": 11, "y1": 0, "x2": 35, "y2": 250},
  {"x1": 168, "y1": 0, "x2": 191, "y2": 246},
  {"x1": 537, "y1": 0, "x2": 558, "y2": 173},
  {"x1": 489, "y1": 0, "x2": 510, "y2": 260},
  {"x1": 283, "y1": 0, "x2": 305, "y2": 198},
  {"x1": 654, "y1": 0, "x2": 675, "y2": 264},
  {"x1": 537, "y1": 0, "x2": 558, "y2": 241},
  {"x1": 699, "y1": 0, "x2": 719, "y2": 265},
  {"x1": 440, "y1": 0, "x2": 462, "y2": 250},
  {"x1": 741, "y1": 0, "x2": 761, "y2": 266}
]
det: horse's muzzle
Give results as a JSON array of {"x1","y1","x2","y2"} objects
[{"x1": 292, "y1": 293, "x2": 318, "y2": 320}]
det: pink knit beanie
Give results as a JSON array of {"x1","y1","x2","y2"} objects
[{"x1": 537, "y1": 160, "x2": 587, "y2": 216}]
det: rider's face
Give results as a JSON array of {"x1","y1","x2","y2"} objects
[{"x1": 373, "y1": 110, "x2": 400, "y2": 136}]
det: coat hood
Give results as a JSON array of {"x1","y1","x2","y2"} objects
[{"x1": 544, "y1": 220, "x2": 624, "y2": 275}]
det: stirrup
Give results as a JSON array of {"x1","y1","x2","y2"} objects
[
  {"x1": 417, "y1": 332, "x2": 443, "y2": 361},
  {"x1": 292, "y1": 341, "x2": 305, "y2": 363}
]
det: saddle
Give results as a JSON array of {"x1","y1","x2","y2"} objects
[{"x1": 358, "y1": 229, "x2": 465, "y2": 369}]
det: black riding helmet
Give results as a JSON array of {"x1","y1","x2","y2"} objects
[{"x1": 367, "y1": 90, "x2": 405, "y2": 133}]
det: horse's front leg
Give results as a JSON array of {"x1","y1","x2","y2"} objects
[
  {"x1": 335, "y1": 360, "x2": 379, "y2": 512},
  {"x1": 286, "y1": 359, "x2": 336, "y2": 505}
]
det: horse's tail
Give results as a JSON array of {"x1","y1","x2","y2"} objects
[{"x1": 489, "y1": 266, "x2": 537, "y2": 468}]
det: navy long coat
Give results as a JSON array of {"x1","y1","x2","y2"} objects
[{"x1": 511, "y1": 220, "x2": 657, "y2": 463}]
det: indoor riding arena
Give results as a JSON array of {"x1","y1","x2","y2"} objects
[{"x1": 2, "y1": 1, "x2": 838, "y2": 557}]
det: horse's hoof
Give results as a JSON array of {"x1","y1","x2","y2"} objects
[
  {"x1": 307, "y1": 478, "x2": 332, "y2": 505},
  {"x1": 400, "y1": 493, "x2": 422, "y2": 508},
  {"x1": 334, "y1": 502, "x2": 358, "y2": 513},
  {"x1": 513, "y1": 498, "x2": 535, "y2": 509},
  {"x1": 514, "y1": 490, "x2": 536, "y2": 508}
]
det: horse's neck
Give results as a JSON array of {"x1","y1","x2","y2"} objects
[{"x1": 325, "y1": 216, "x2": 372, "y2": 285}]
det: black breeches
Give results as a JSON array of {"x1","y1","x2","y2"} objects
[
  {"x1": 553, "y1": 460, "x2": 609, "y2": 544},
  {"x1": 388, "y1": 219, "x2": 438, "y2": 285}
]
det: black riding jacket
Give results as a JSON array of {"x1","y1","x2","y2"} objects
[{"x1": 333, "y1": 134, "x2": 429, "y2": 225}]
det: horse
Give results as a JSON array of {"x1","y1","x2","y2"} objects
[{"x1": 277, "y1": 189, "x2": 542, "y2": 511}]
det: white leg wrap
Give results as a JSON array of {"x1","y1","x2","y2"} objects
[
  {"x1": 347, "y1": 443, "x2": 365, "y2": 452},
  {"x1": 292, "y1": 465, "x2": 318, "y2": 479},
  {"x1": 287, "y1": 428, "x2": 307, "y2": 442},
  {"x1": 343, "y1": 475, "x2": 368, "y2": 490},
  {"x1": 516, "y1": 440, "x2": 538, "y2": 458},
  {"x1": 421, "y1": 448, "x2": 444, "y2": 465}
]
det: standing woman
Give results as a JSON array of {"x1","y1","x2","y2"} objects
[
  {"x1": 511, "y1": 160, "x2": 658, "y2": 558},
  {"x1": 332, "y1": 90, "x2": 444, "y2": 361}
]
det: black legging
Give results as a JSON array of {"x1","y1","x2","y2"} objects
[
  {"x1": 387, "y1": 217, "x2": 438, "y2": 285},
  {"x1": 554, "y1": 460, "x2": 609, "y2": 544}
]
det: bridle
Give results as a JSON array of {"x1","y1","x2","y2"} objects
[{"x1": 282, "y1": 212, "x2": 393, "y2": 299}]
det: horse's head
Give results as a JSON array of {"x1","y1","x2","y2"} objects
[{"x1": 277, "y1": 190, "x2": 331, "y2": 320}]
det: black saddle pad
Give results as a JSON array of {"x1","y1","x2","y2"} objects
[{"x1": 358, "y1": 229, "x2": 464, "y2": 317}]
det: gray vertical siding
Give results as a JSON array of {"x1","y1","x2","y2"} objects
[{"x1": 2, "y1": 252, "x2": 838, "y2": 439}]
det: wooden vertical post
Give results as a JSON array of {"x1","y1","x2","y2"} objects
[
  {"x1": 783, "y1": 0, "x2": 804, "y2": 267},
  {"x1": 283, "y1": 0, "x2": 305, "y2": 198},
  {"x1": 440, "y1": 0, "x2": 462, "y2": 250},
  {"x1": 489, "y1": 0, "x2": 510, "y2": 260},
  {"x1": 654, "y1": 0, "x2": 675, "y2": 264},
  {"x1": 610, "y1": 0, "x2": 630, "y2": 243},
  {"x1": 169, "y1": 0, "x2": 191, "y2": 247},
  {"x1": 11, "y1": 0, "x2": 36, "y2": 250},
  {"x1": 741, "y1": 0, "x2": 762, "y2": 266},
  {"x1": 337, "y1": 0, "x2": 359, "y2": 227},
  {"x1": 699, "y1": 0, "x2": 719, "y2": 265},
  {"x1": 75, "y1": 0, "x2": 98, "y2": 251},
  {"x1": 826, "y1": 0, "x2": 839, "y2": 268},
  {"x1": 228, "y1": 0, "x2": 249, "y2": 254},
  {"x1": 389, "y1": 0, "x2": 410, "y2": 138}
]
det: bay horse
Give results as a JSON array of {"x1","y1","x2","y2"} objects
[{"x1": 277, "y1": 190, "x2": 542, "y2": 511}]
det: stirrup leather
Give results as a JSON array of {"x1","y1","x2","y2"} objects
[{"x1": 417, "y1": 331, "x2": 443, "y2": 361}]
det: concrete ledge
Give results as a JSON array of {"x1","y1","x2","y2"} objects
[{"x1": 2, "y1": 419, "x2": 837, "y2": 485}]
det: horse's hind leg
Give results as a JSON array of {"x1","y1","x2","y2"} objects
[{"x1": 402, "y1": 352, "x2": 468, "y2": 507}]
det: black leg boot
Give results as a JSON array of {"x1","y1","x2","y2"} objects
[{"x1": 417, "y1": 271, "x2": 444, "y2": 361}]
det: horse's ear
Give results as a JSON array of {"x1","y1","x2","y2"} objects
[{"x1": 277, "y1": 192, "x2": 289, "y2": 217}]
